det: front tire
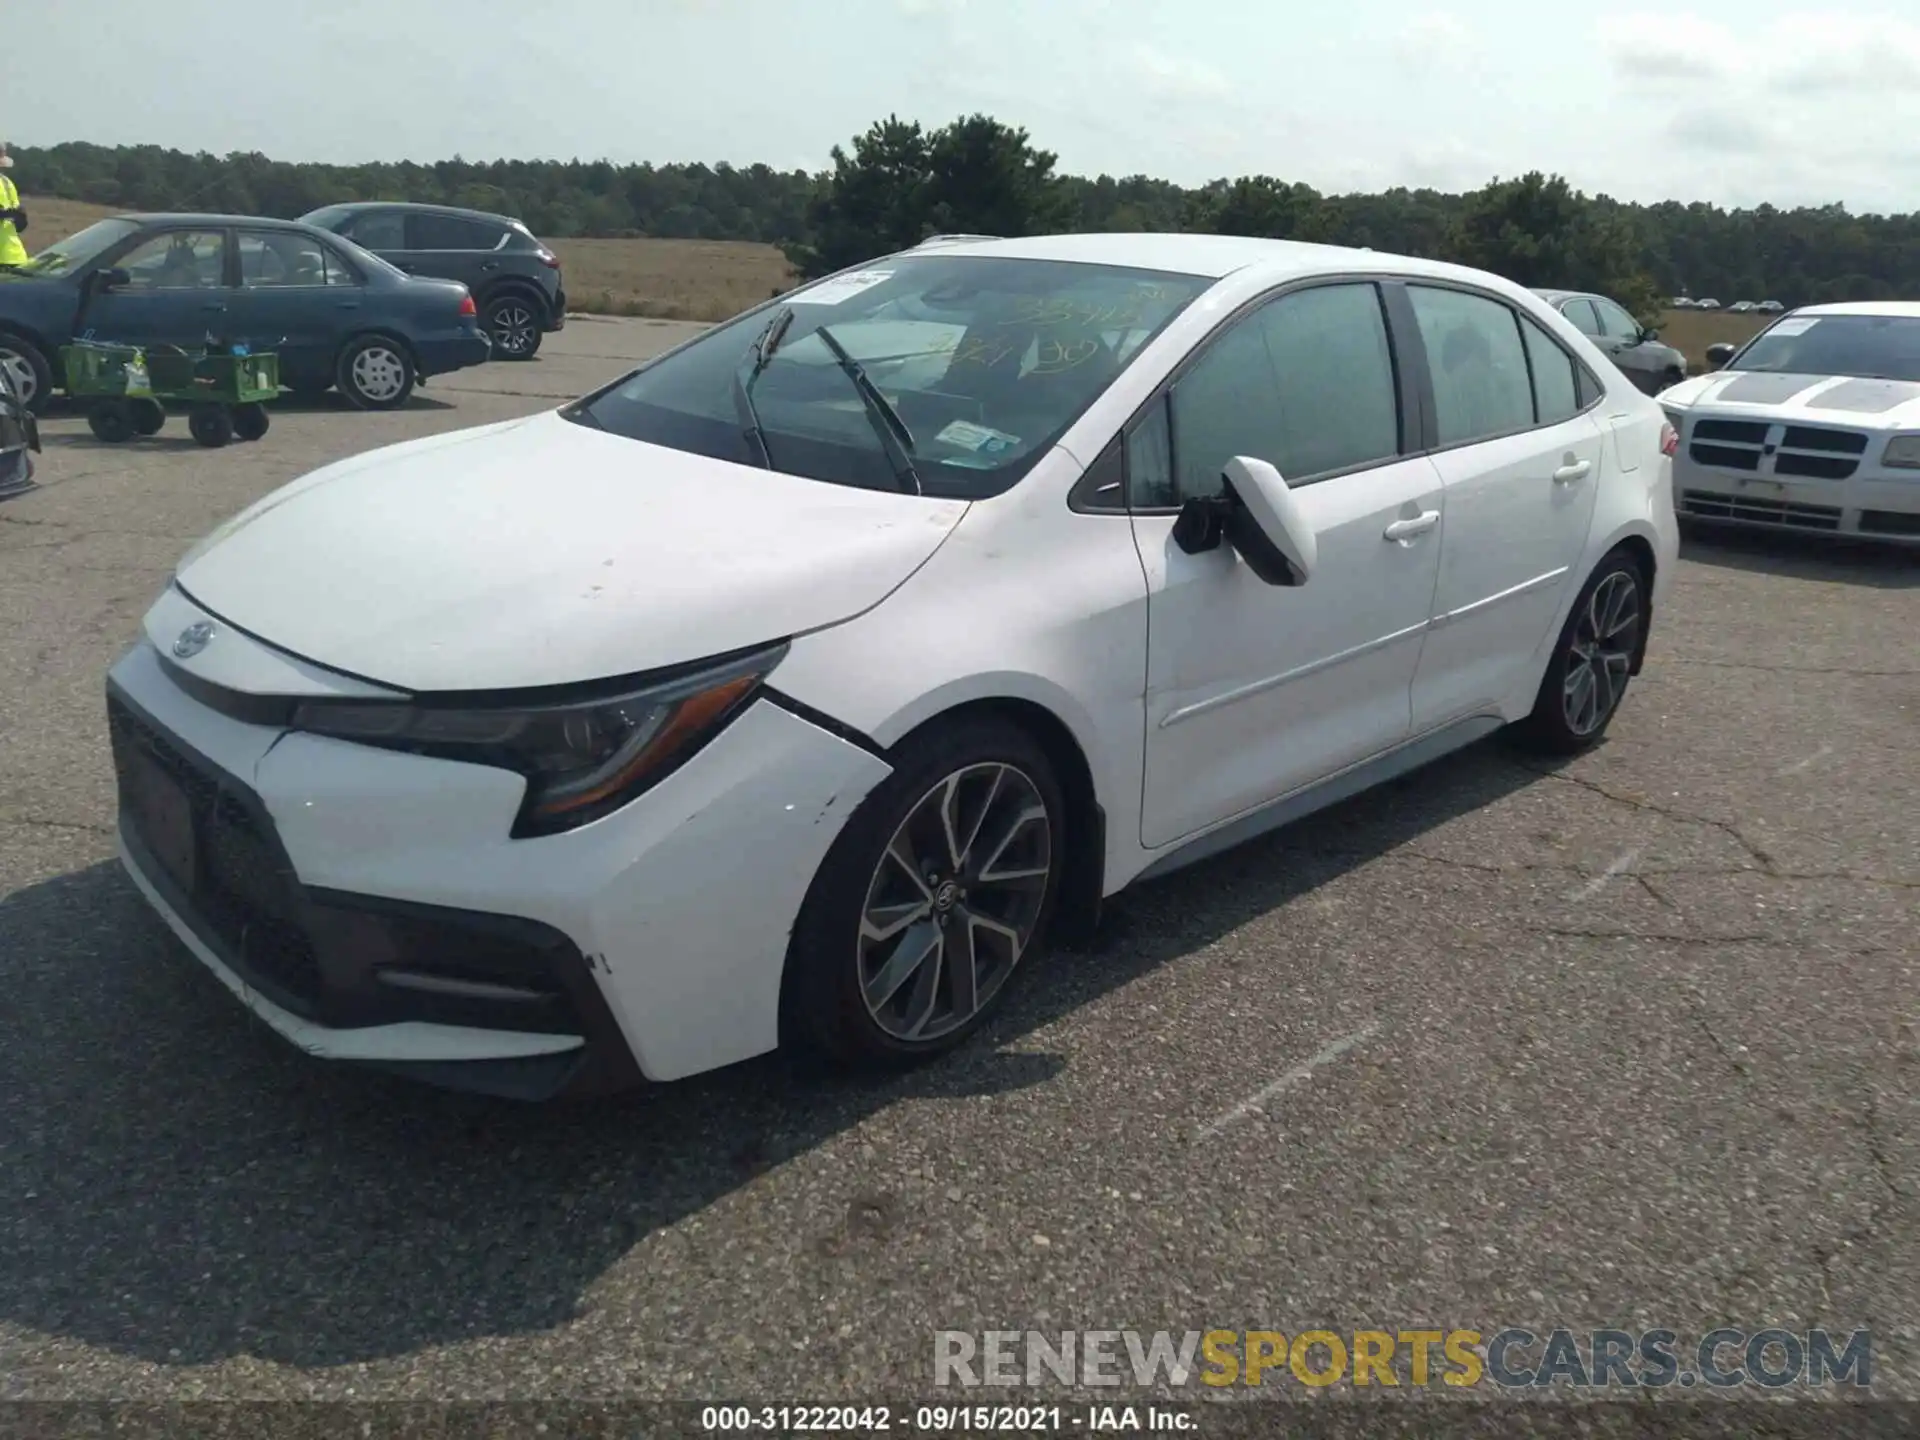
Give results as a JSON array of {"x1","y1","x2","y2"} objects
[
  {"x1": 782, "y1": 716, "x2": 1066, "y2": 1069},
  {"x1": 335, "y1": 336, "x2": 416, "y2": 410},
  {"x1": 188, "y1": 403, "x2": 235, "y2": 448},
  {"x1": 1511, "y1": 550, "x2": 1646, "y2": 755},
  {"x1": 87, "y1": 399, "x2": 135, "y2": 443},
  {"x1": 484, "y1": 294, "x2": 544, "y2": 360},
  {"x1": 0, "y1": 332, "x2": 54, "y2": 414}
]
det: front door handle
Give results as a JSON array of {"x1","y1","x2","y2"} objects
[
  {"x1": 1553, "y1": 458, "x2": 1593, "y2": 484},
  {"x1": 1383, "y1": 510, "x2": 1440, "y2": 542}
]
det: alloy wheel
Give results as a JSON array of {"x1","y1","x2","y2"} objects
[
  {"x1": 1562, "y1": 570, "x2": 1640, "y2": 737},
  {"x1": 0, "y1": 349, "x2": 37, "y2": 408},
  {"x1": 857, "y1": 763, "x2": 1053, "y2": 1043},
  {"x1": 350, "y1": 346, "x2": 407, "y2": 403},
  {"x1": 490, "y1": 303, "x2": 537, "y2": 357}
]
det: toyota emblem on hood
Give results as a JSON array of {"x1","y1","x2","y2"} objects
[{"x1": 172, "y1": 621, "x2": 217, "y2": 659}]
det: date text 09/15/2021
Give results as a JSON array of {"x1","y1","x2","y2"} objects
[{"x1": 700, "y1": 1405, "x2": 1187, "y2": 1432}]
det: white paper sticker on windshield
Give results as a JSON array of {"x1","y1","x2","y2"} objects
[
  {"x1": 935, "y1": 419, "x2": 1021, "y2": 457},
  {"x1": 788, "y1": 270, "x2": 894, "y2": 306},
  {"x1": 1765, "y1": 316, "x2": 1819, "y2": 337}
]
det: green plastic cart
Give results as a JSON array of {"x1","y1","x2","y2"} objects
[{"x1": 62, "y1": 340, "x2": 279, "y2": 448}]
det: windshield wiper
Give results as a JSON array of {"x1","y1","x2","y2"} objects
[
  {"x1": 813, "y1": 323, "x2": 922, "y2": 496},
  {"x1": 730, "y1": 307, "x2": 795, "y2": 470}
]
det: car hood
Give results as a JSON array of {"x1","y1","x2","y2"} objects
[
  {"x1": 174, "y1": 410, "x2": 971, "y2": 692},
  {"x1": 1661, "y1": 370, "x2": 1920, "y2": 426}
]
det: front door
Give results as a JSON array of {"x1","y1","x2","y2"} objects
[
  {"x1": 80, "y1": 227, "x2": 234, "y2": 350},
  {"x1": 1404, "y1": 284, "x2": 1606, "y2": 730},
  {"x1": 1129, "y1": 280, "x2": 1445, "y2": 849},
  {"x1": 400, "y1": 210, "x2": 507, "y2": 294}
]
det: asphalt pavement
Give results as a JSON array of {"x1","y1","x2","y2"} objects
[{"x1": 1, "y1": 319, "x2": 1916, "y2": 1403}]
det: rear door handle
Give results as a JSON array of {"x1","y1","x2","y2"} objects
[
  {"x1": 1553, "y1": 459, "x2": 1593, "y2": 484},
  {"x1": 1383, "y1": 510, "x2": 1440, "y2": 542}
]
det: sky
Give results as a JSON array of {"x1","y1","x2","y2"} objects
[{"x1": 8, "y1": 0, "x2": 1919, "y2": 213}]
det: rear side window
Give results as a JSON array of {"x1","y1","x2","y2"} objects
[
  {"x1": 1408, "y1": 286, "x2": 1535, "y2": 446},
  {"x1": 409, "y1": 213, "x2": 504, "y2": 251},
  {"x1": 343, "y1": 211, "x2": 405, "y2": 250},
  {"x1": 1520, "y1": 315, "x2": 1579, "y2": 424},
  {"x1": 1592, "y1": 296, "x2": 1642, "y2": 341},
  {"x1": 1162, "y1": 282, "x2": 1400, "y2": 503}
]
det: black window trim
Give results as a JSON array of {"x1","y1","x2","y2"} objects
[
  {"x1": 1086, "y1": 273, "x2": 1423, "y2": 517},
  {"x1": 1071, "y1": 271, "x2": 1611, "y2": 516},
  {"x1": 1399, "y1": 278, "x2": 1607, "y2": 461}
]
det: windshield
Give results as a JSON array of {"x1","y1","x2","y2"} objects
[
  {"x1": 568, "y1": 254, "x2": 1212, "y2": 498},
  {"x1": 1728, "y1": 313, "x2": 1920, "y2": 383},
  {"x1": 15, "y1": 218, "x2": 141, "y2": 278}
]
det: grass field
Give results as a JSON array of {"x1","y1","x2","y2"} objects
[{"x1": 33, "y1": 198, "x2": 1770, "y2": 360}]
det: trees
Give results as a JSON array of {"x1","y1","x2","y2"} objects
[
  {"x1": 11, "y1": 128, "x2": 1916, "y2": 305},
  {"x1": 781, "y1": 114, "x2": 1071, "y2": 278}
]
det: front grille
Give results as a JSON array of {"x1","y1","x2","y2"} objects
[
  {"x1": 107, "y1": 696, "x2": 324, "y2": 1009},
  {"x1": 1686, "y1": 419, "x2": 1869, "y2": 481},
  {"x1": 1680, "y1": 489, "x2": 1843, "y2": 531},
  {"x1": 1860, "y1": 509, "x2": 1920, "y2": 538}
]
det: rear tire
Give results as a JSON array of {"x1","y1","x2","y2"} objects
[
  {"x1": 781, "y1": 716, "x2": 1066, "y2": 1070},
  {"x1": 0, "y1": 333, "x2": 54, "y2": 414},
  {"x1": 233, "y1": 402, "x2": 270, "y2": 441},
  {"x1": 188, "y1": 403, "x2": 235, "y2": 448},
  {"x1": 335, "y1": 335, "x2": 415, "y2": 410},
  {"x1": 1510, "y1": 550, "x2": 1647, "y2": 755},
  {"x1": 484, "y1": 294, "x2": 544, "y2": 360}
]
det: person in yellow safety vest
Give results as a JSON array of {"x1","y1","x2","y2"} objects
[{"x1": 0, "y1": 143, "x2": 30, "y2": 269}]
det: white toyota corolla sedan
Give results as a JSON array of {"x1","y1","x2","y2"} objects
[
  {"x1": 106, "y1": 233, "x2": 1678, "y2": 1098},
  {"x1": 1661, "y1": 302, "x2": 1920, "y2": 544}
]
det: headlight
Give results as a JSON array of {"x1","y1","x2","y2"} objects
[
  {"x1": 1882, "y1": 434, "x2": 1920, "y2": 470},
  {"x1": 291, "y1": 643, "x2": 787, "y2": 837}
]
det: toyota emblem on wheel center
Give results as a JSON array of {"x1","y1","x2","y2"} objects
[{"x1": 172, "y1": 621, "x2": 216, "y2": 659}]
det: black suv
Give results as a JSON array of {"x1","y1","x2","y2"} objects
[{"x1": 299, "y1": 202, "x2": 566, "y2": 360}]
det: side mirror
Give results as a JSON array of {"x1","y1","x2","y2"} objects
[
  {"x1": 1705, "y1": 342, "x2": 1736, "y2": 370},
  {"x1": 1639, "y1": 327, "x2": 1660, "y2": 344},
  {"x1": 1169, "y1": 455, "x2": 1316, "y2": 586}
]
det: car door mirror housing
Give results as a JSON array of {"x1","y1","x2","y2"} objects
[
  {"x1": 1170, "y1": 457, "x2": 1315, "y2": 586},
  {"x1": 1639, "y1": 327, "x2": 1659, "y2": 344},
  {"x1": 1705, "y1": 342, "x2": 1737, "y2": 370}
]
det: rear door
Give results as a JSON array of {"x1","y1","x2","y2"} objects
[
  {"x1": 1405, "y1": 285, "x2": 1606, "y2": 730},
  {"x1": 81, "y1": 227, "x2": 235, "y2": 349},
  {"x1": 401, "y1": 211, "x2": 508, "y2": 295},
  {"x1": 229, "y1": 229, "x2": 368, "y2": 385}
]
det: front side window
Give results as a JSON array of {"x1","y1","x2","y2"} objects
[
  {"x1": 1161, "y1": 281, "x2": 1400, "y2": 505},
  {"x1": 570, "y1": 255, "x2": 1212, "y2": 500},
  {"x1": 14, "y1": 218, "x2": 140, "y2": 277},
  {"x1": 345, "y1": 211, "x2": 406, "y2": 250},
  {"x1": 1727, "y1": 314, "x2": 1920, "y2": 383},
  {"x1": 1408, "y1": 285, "x2": 1535, "y2": 446},
  {"x1": 1592, "y1": 296, "x2": 1642, "y2": 341},
  {"x1": 114, "y1": 230, "x2": 228, "y2": 290},
  {"x1": 239, "y1": 231, "x2": 359, "y2": 287}
]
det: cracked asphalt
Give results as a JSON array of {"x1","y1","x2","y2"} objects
[{"x1": 1, "y1": 318, "x2": 1916, "y2": 1404}]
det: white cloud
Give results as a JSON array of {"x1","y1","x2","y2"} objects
[
  {"x1": 1125, "y1": 46, "x2": 1234, "y2": 102},
  {"x1": 1396, "y1": 11, "x2": 1472, "y2": 58}
]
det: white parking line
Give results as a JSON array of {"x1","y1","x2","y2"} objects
[
  {"x1": 1194, "y1": 1024, "x2": 1380, "y2": 1141},
  {"x1": 1567, "y1": 847, "x2": 1640, "y2": 901},
  {"x1": 1776, "y1": 745, "x2": 1833, "y2": 777}
]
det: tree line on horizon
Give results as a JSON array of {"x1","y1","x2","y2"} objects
[{"x1": 16, "y1": 117, "x2": 1918, "y2": 317}]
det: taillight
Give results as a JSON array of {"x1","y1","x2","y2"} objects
[
  {"x1": 539, "y1": 251, "x2": 560, "y2": 270},
  {"x1": 1660, "y1": 422, "x2": 1679, "y2": 457},
  {"x1": 458, "y1": 293, "x2": 477, "y2": 317}
]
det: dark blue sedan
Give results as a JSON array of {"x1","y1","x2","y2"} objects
[{"x1": 0, "y1": 213, "x2": 492, "y2": 412}]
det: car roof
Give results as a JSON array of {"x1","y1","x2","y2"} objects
[
  {"x1": 311, "y1": 200, "x2": 520, "y2": 227},
  {"x1": 1790, "y1": 300, "x2": 1920, "y2": 319},
  {"x1": 904, "y1": 231, "x2": 1517, "y2": 288},
  {"x1": 108, "y1": 212, "x2": 326, "y2": 232},
  {"x1": 1530, "y1": 288, "x2": 1582, "y2": 303}
]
